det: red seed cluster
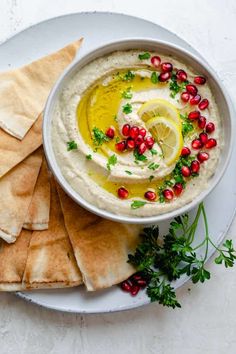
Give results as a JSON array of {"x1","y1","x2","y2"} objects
[
  {"x1": 120, "y1": 272, "x2": 148, "y2": 296},
  {"x1": 116, "y1": 124, "x2": 155, "y2": 153}
]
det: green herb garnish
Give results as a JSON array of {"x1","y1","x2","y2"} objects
[
  {"x1": 150, "y1": 149, "x2": 157, "y2": 156},
  {"x1": 128, "y1": 202, "x2": 236, "y2": 308},
  {"x1": 123, "y1": 70, "x2": 135, "y2": 81},
  {"x1": 122, "y1": 87, "x2": 133, "y2": 99},
  {"x1": 169, "y1": 74, "x2": 188, "y2": 98},
  {"x1": 149, "y1": 175, "x2": 154, "y2": 182},
  {"x1": 131, "y1": 200, "x2": 147, "y2": 209},
  {"x1": 138, "y1": 52, "x2": 151, "y2": 60},
  {"x1": 151, "y1": 71, "x2": 158, "y2": 84},
  {"x1": 67, "y1": 141, "x2": 78, "y2": 151},
  {"x1": 133, "y1": 149, "x2": 148, "y2": 162},
  {"x1": 122, "y1": 103, "x2": 132, "y2": 114},
  {"x1": 125, "y1": 170, "x2": 132, "y2": 175},
  {"x1": 180, "y1": 113, "x2": 194, "y2": 138},
  {"x1": 148, "y1": 162, "x2": 159, "y2": 171},
  {"x1": 107, "y1": 154, "x2": 117, "y2": 171},
  {"x1": 92, "y1": 127, "x2": 109, "y2": 146},
  {"x1": 86, "y1": 154, "x2": 92, "y2": 160}
]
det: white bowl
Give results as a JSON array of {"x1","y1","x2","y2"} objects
[{"x1": 43, "y1": 38, "x2": 233, "y2": 224}]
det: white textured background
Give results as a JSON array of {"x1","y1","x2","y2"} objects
[{"x1": 1, "y1": 1, "x2": 236, "y2": 353}]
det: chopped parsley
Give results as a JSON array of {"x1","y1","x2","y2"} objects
[
  {"x1": 107, "y1": 154, "x2": 117, "y2": 171},
  {"x1": 151, "y1": 71, "x2": 158, "y2": 84},
  {"x1": 138, "y1": 52, "x2": 151, "y2": 60},
  {"x1": 133, "y1": 149, "x2": 148, "y2": 162},
  {"x1": 67, "y1": 140, "x2": 77, "y2": 151},
  {"x1": 122, "y1": 87, "x2": 133, "y2": 99},
  {"x1": 150, "y1": 148, "x2": 157, "y2": 156},
  {"x1": 148, "y1": 162, "x2": 159, "y2": 171},
  {"x1": 114, "y1": 115, "x2": 118, "y2": 122},
  {"x1": 180, "y1": 113, "x2": 194, "y2": 138},
  {"x1": 92, "y1": 127, "x2": 109, "y2": 146},
  {"x1": 125, "y1": 170, "x2": 132, "y2": 175},
  {"x1": 122, "y1": 103, "x2": 133, "y2": 114},
  {"x1": 123, "y1": 70, "x2": 135, "y2": 81},
  {"x1": 169, "y1": 73, "x2": 188, "y2": 98},
  {"x1": 115, "y1": 136, "x2": 120, "y2": 143},
  {"x1": 86, "y1": 154, "x2": 92, "y2": 160},
  {"x1": 131, "y1": 200, "x2": 147, "y2": 209},
  {"x1": 149, "y1": 175, "x2": 154, "y2": 182}
]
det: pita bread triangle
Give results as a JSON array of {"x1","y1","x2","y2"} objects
[
  {"x1": 57, "y1": 184, "x2": 141, "y2": 291},
  {"x1": 0, "y1": 38, "x2": 83, "y2": 139},
  {"x1": 22, "y1": 178, "x2": 82, "y2": 289}
]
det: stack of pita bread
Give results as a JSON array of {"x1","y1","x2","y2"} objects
[{"x1": 0, "y1": 39, "x2": 141, "y2": 293}]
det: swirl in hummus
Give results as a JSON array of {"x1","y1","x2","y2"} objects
[{"x1": 51, "y1": 50, "x2": 221, "y2": 216}]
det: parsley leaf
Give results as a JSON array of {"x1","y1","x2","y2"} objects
[
  {"x1": 148, "y1": 162, "x2": 159, "y2": 171},
  {"x1": 151, "y1": 71, "x2": 158, "y2": 84},
  {"x1": 149, "y1": 175, "x2": 154, "y2": 182},
  {"x1": 180, "y1": 113, "x2": 194, "y2": 138},
  {"x1": 150, "y1": 148, "x2": 157, "y2": 155},
  {"x1": 122, "y1": 87, "x2": 133, "y2": 99},
  {"x1": 123, "y1": 70, "x2": 135, "y2": 81},
  {"x1": 169, "y1": 74, "x2": 188, "y2": 98},
  {"x1": 86, "y1": 154, "x2": 92, "y2": 160},
  {"x1": 122, "y1": 103, "x2": 132, "y2": 114},
  {"x1": 133, "y1": 149, "x2": 148, "y2": 162},
  {"x1": 92, "y1": 127, "x2": 109, "y2": 146},
  {"x1": 107, "y1": 154, "x2": 117, "y2": 171},
  {"x1": 67, "y1": 141, "x2": 78, "y2": 151},
  {"x1": 125, "y1": 170, "x2": 132, "y2": 175},
  {"x1": 131, "y1": 200, "x2": 147, "y2": 209},
  {"x1": 138, "y1": 52, "x2": 151, "y2": 60}
]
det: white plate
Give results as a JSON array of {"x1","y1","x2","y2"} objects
[{"x1": 1, "y1": 12, "x2": 235, "y2": 313}]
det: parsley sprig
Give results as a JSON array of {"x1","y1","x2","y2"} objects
[
  {"x1": 92, "y1": 127, "x2": 109, "y2": 146},
  {"x1": 67, "y1": 140, "x2": 78, "y2": 151},
  {"x1": 128, "y1": 202, "x2": 236, "y2": 308},
  {"x1": 169, "y1": 73, "x2": 188, "y2": 98}
]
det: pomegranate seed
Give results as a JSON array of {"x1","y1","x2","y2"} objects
[
  {"x1": 138, "y1": 142, "x2": 147, "y2": 155},
  {"x1": 198, "y1": 99, "x2": 209, "y2": 110},
  {"x1": 151, "y1": 56, "x2": 161, "y2": 68},
  {"x1": 205, "y1": 122, "x2": 215, "y2": 134},
  {"x1": 161, "y1": 62, "x2": 173, "y2": 72},
  {"x1": 199, "y1": 132, "x2": 208, "y2": 145},
  {"x1": 105, "y1": 127, "x2": 115, "y2": 139},
  {"x1": 192, "y1": 139, "x2": 203, "y2": 149},
  {"x1": 190, "y1": 94, "x2": 201, "y2": 105},
  {"x1": 186, "y1": 84, "x2": 198, "y2": 96},
  {"x1": 159, "y1": 72, "x2": 171, "y2": 82},
  {"x1": 181, "y1": 146, "x2": 191, "y2": 156},
  {"x1": 122, "y1": 124, "x2": 130, "y2": 137},
  {"x1": 117, "y1": 187, "x2": 129, "y2": 199},
  {"x1": 136, "y1": 279, "x2": 147, "y2": 288},
  {"x1": 163, "y1": 189, "x2": 174, "y2": 200},
  {"x1": 191, "y1": 160, "x2": 200, "y2": 174},
  {"x1": 181, "y1": 91, "x2": 190, "y2": 103},
  {"x1": 139, "y1": 128, "x2": 147, "y2": 137},
  {"x1": 144, "y1": 191, "x2": 157, "y2": 201},
  {"x1": 121, "y1": 281, "x2": 132, "y2": 292},
  {"x1": 132, "y1": 274, "x2": 142, "y2": 281},
  {"x1": 126, "y1": 138, "x2": 135, "y2": 150},
  {"x1": 176, "y1": 69, "x2": 187, "y2": 82},
  {"x1": 145, "y1": 136, "x2": 155, "y2": 149},
  {"x1": 115, "y1": 140, "x2": 126, "y2": 152},
  {"x1": 188, "y1": 111, "x2": 200, "y2": 120},
  {"x1": 135, "y1": 135, "x2": 144, "y2": 146},
  {"x1": 198, "y1": 116, "x2": 206, "y2": 129},
  {"x1": 197, "y1": 151, "x2": 209, "y2": 163},
  {"x1": 130, "y1": 285, "x2": 140, "y2": 296},
  {"x1": 130, "y1": 126, "x2": 139, "y2": 139},
  {"x1": 173, "y1": 183, "x2": 183, "y2": 196},
  {"x1": 194, "y1": 76, "x2": 206, "y2": 85},
  {"x1": 205, "y1": 138, "x2": 217, "y2": 149},
  {"x1": 181, "y1": 166, "x2": 191, "y2": 177}
]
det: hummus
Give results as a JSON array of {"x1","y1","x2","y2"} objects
[{"x1": 51, "y1": 50, "x2": 221, "y2": 216}]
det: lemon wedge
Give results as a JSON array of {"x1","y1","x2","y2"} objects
[
  {"x1": 146, "y1": 116, "x2": 183, "y2": 165},
  {"x1": 138, "y1": 98, "x2": 180, "y2": 125}
]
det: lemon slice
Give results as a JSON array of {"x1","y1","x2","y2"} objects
[
  {"x1": 146, "y1": 116, "x2": 183, "y2": 165},
  {"x1": 138, "y1": 98, "x2": 180, "y2": 125}
]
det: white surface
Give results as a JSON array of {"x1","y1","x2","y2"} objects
[{"x1": 0, "y1": 1, "x2": 236, "y2": 353}]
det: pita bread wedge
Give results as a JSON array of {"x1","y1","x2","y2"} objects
[
  {"x1": 22, "y1": 178, "x2": 82, "y2": 289},
  {"x1": 0, "y1": 148, "x2": 43, "y2": 243},
  {"x1": 0, "y1": 38, "x2": 83, "y2": 139},
  {"x1": 0, "y1": 113, "x2": 42, "y2": 178},
  {"x1": 23, "y1": 158, "x2": 50, "y2": 231},
  {"x1": 57, "y1": 184, "x2": 141, "y2": 291},
  {"x1": 0, "y1": 230, "x2": 32, "y2": 291}
]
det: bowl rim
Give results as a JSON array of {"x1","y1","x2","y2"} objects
[{"x1": 43, "y1": 37, "x2": 234, "y2": 224}]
